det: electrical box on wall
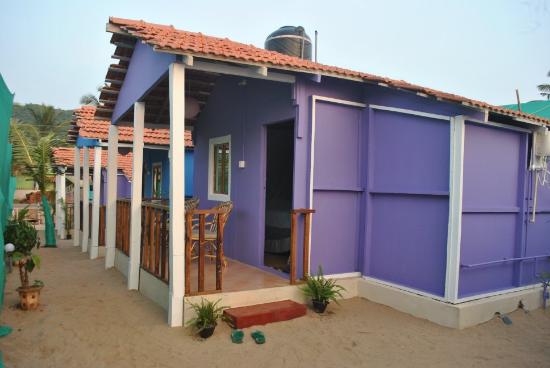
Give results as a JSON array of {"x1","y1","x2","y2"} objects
[
  {"x1": 535, "y1": 129, "x2": 550, "y2": 157},
  {"x1": 238, "y1": 160, "x2": 246, "y2": 168}
]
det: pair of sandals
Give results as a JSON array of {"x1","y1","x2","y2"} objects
[{"x1": 231, "y1": 329, "x2": 265, "y2": 344}]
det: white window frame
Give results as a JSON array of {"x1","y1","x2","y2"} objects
[
  {"x1": 151, "y1": 162, "x2": 163, "y2": 199},
  {"x1": 208, "y1": 135, "x2": 231, "y2": 201}
]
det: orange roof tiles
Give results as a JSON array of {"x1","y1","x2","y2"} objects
[
  {"x1": 52, "y1": 147, "x2": 133, "y2": 180},
  {"x1": 72, "y1": 106, "x2": 193, "y2": 147},
  {"x1": 108, "y1": 17, "x2": 549, "y2": 125}
]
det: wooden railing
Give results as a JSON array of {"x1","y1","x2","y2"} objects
[
  {"x1": 184, "y1": 209, "x2": 227, "y2": 296},
  {"x1": 115, "y1": 199, "x2": 131, "y2": 255},
  {"x1": 140, "y1": 201, "x2": 170, "y2": 283},
  {"x1": 289, "y1": 209, "x2": 315, "y2": 284}
]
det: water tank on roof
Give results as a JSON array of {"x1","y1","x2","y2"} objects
[{"x1": 265, "y1": 26, "x2": 312, "y2": 60}]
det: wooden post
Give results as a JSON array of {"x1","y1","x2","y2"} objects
[
  {"x1": 90, "y1": 146, "x2": 102, "y2": 259},
  {"x1": 290, "y1": 212, "x2": 297, "y2": 284},
  {"x1": 168, "y1": 62, "x2": 186, "y2": 327},
  {"x1": 302, "y1": 212, "x2": 312, "y2": 280},
  {"x1": 216, "y1": 214, "x2": 223, "y2": 291},
  {"x1": 198, "y1": 214, "x2": 205, "y2": 292},
  {"x1": 105, "y1": 124, "x2": 119, "y2": 268},
  {"x1": 128, "y1": 102, "x2": 144, "y2": 290},
  {"x1": 185, "y1": 212, "x2": 192, "y2": 295},
  {"x1": 81, "y1": 147, "x2": 90, "y2": 253},
  {"x1": 73, "y1": 148, "x2": 81, "y2": 247}
]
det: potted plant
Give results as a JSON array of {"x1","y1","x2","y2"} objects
[
  {"x1": 3, "y1": 209, "x2": 43, "y2": 310},
  {"x1": 58, "y1": 198, "x2": 72, "y2": 239},
  {"x1": 301, "y1": 266, "x2": 346, "y2": 313},
  {"x1": 186, "y1": 298, "x2": 228, "y2": 339}
]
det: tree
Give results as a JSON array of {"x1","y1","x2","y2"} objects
[
  {"x1": 24, "y1": 104, "x2": 70, "y2": 140},
  {"x1": 79, "y1": 93, "x2": 98, "y2": 106},
  {"x1": 538, "y1": 71, "x2": 550, "y2": 100},
  {"x1": 10, "y1": 119, "x2": 59, "y2": 247}
]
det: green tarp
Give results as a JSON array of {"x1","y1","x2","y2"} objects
[
  {"x1": 0, "y1": 74, "x2": 15, "y2": 307},
  {"x1": 501, "y1": 100, "x2": 550, "y2": 120}
]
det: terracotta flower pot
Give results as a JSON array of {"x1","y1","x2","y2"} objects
[{"x1": 17, "y1": 285, "x2": 43, "y2": 311}]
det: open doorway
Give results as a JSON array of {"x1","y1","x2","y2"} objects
[{"x1": 264, "y1": 120, "x2": 294, "y2": 273}]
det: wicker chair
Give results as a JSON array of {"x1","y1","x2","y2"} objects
[{"x1": 191, "y1": 201, "x2": 233, "y2": 267}]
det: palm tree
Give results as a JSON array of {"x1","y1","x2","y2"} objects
[
  {"x1": 25, "y1": 104, "x2": 70, "y2": 140},
  {"x1": 79, "y1": 93, "x2": 99, "y2": 106},
  {"x1": 538, "y1": 71, "x2": 550, "y2": 100},
  {"x1": 10, "y1": 119, "x2": 59, "y2": 247},
  {"x1": 79, "y1": 85, "x2": 104, "y2": 106}
]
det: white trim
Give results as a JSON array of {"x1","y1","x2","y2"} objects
[
  {"x1": 444, "y1": 116, "x2": 465, "y2": 302},
  {"x1": 370, "y1": 104, "x2": 451, "y2": 121},
  {"x1": 208, "y1": 135, "x2": 231, "y2": 202},
  {"x1": 58, "y1": 171, "x2": 66, "y2": 240},
  {"x1": 465, "y1": 118, "x2": 533, "y2": 133},
  {"x1": 73, "y1": 147, "x2": 81, "y2": 247},
  {"x1": 309, "y1": 95, "x2": 366, "y2": 277},
  {"x1": 325, "y1": 272, "x2": 362, "y2": 279},
  {"x1": 168, "y1": 62, "x2": 186, "y2": 327},
  {"x1": 362, "y1": 276, "x2": 447, "y2": 302},
  {"x1": 128, "y1": 102, "x2": 145, "y2": 290},
  {"x1": 81, "y1": 147, "x2": 90, "y2": 253},
  {"x1": 105, "y1": 124, "x2": 119, "y2": 269},
  {"x1": 185, "y1": 59, "x2": 295, "y2": 84},
  {"x1": 456, "y1": 283, "x2": 542, "y2": 303},
  {"x1": 103, "y1": 142, "x2": 169, "y2": 151}
]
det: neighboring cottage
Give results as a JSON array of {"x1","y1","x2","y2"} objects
[{"x1": 72, "y1": 17, "x2": 550, "y2": 328}]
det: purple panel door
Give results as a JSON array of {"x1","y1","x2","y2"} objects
[{"x1": 310, "y1": 101, "x2": 363, "y2": 275}]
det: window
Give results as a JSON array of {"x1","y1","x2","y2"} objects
[
  {"x1": 208, "y1": 135, "x2": 231, "y2": 201},
  {"x1": 152, "y1": 163, "x2": 162, "y2": 199}
]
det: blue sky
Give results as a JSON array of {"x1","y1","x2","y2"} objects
[{"x1": 1, "y1": 0, "x2": 549, "y2": 109}]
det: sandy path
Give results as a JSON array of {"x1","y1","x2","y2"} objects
[{"x1": 0, "y1": 240, "x2": 549, "y2": 368}]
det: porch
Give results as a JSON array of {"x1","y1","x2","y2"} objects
[{"x1": 113, "y1": 199, "x2": 309, "y2": 296}]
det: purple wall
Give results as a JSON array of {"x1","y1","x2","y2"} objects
[
  {"x1": 459, "y1": 122, "x2": 550, "y2": 298},
  {"x1": 111, "y1": 43, "x2": 175, "y2": 123},
  {"x1": 193, "y1": 76, "x2": 295, "y2": 268},
  {"x1": 99, "y1": 169, "x2": 132, "y2": 205}
]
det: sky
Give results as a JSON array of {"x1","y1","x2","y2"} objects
[{"x1": 1, "y1": 0, "x2": 549, "y2": 110}]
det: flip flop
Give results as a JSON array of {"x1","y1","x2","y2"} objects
[
  {"x1": 231, "y1": 329, "x2": 244, "y2": 344},
  {"x1": 0, "y1": 326, "x2": 12, "y2": 338},
  {"x1": 251, "y1": 330, "x2": 265, "y2": 344}
]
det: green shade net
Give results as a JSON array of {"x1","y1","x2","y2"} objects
[
  {"x1": 42, "y1": 194, "x2": 56, "y2": 247},
  {"x1": 501, "y1": 100, "x2": 550, "y2": 120},
  {"x1": 0, "y1": 74, "x2": 15, "y2": 308}
]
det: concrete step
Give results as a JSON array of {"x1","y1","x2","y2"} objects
[{"x1": 224, "y1": 299, "x2": 307, "y2": 329}]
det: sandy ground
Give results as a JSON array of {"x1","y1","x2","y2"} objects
[{"x1": 0, "y1": 239, "x2": 549, "y2": 368}]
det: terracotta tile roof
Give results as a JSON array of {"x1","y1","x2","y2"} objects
[
  {"x1": 71, "y1": 106, "x2": 193, "y2": 147},
  {"x1": 52, "y1": 147, "x2": 133, "y2": 180},
  {"x1": 107, "y1": 17, "x2": 550, "y2": 125}
]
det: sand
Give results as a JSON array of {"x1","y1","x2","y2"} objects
[{"x1": 1, "y1": 239, "x2": 549, "y2": 368}]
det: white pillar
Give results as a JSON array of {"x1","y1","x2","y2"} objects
[
  {"x1": 81, "y1": 147, "x2": 90, "y2": 252},
  {"x1": 90, "y1": 146, "x2": 102, "y2": 259},
  {"x1": 55, "y1": 173, "x2": 61, "y2": 236},
  {"x1": 73, "y1": 148, "x2": 81, "y2": 247},
  {"x1": 105, "y1": 124, "x2": 119, "y2": 269},
  {"x1": 59, "y1": 168, "x2": 67, "y2": 240},
  {"x1": 168, "y1": 63, "x2": 186, "y2": 327},
  {"x1": 128, "y1": 102, "x2": 144, "y2": 290},
  {"x1": 444, "y1": 116, "x2": 465, "y2": 302}
]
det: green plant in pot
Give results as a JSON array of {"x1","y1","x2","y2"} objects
[
  {"x1": 301, "y1": 266, "x2": 346, "y2": 313},
  {"x1": 186, "y1": 298, "x2": 228, "y2": 339},
  {"x1": 3, "y1": 209, "x2": 43, "y2": 310}
]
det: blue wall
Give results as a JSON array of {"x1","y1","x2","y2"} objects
[{"x1": 143, "y1": 148, "x2": 194, "y2": 198}]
